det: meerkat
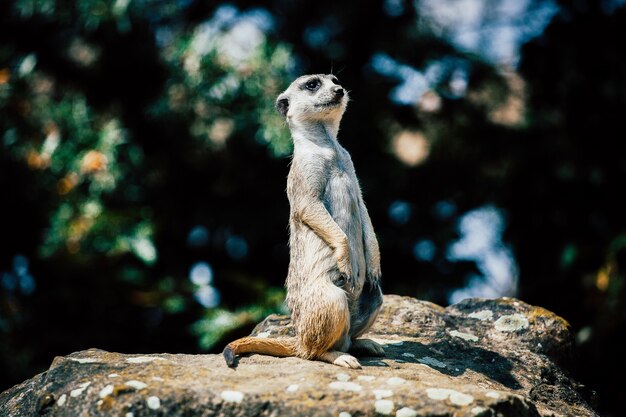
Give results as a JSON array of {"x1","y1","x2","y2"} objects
[{"x1": 223, "y1": 74, "x2": 383, "y2": 369}]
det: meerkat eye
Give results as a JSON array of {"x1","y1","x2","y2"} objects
[
  {"x1": 331, "y1": 76, "x2": 340, "y2": 85},
  {"x1": 304, "y1": 79, "x2": 321, "y2": 91},
  {"x1": 334, "y1": 275, "x2": 346, "y2": 287}
]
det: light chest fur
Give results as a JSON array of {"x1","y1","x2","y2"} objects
[{"x1": 287, "y1": 133, "x2": 366, "y2": 298}]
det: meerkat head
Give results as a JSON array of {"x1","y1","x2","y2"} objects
[{"x1": 275, "y1": 74, "x2": 349, "y2": 125}]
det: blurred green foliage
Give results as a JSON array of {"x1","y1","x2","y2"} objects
[
  {"x1": 192, "y1": 287, "x2": 286, "y2": 350},
  {"x1": 1, "y1": 0, "x2": 295, "y2": 382},
  {"x1": 1, "y1": 0, "x2": 293, "y2": 263}
]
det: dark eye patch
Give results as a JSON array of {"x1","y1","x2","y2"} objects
[{"x1": 331, "y1": 76, "x2": 340, "y2": 85}]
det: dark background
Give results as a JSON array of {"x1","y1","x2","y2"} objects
[{"x1": 1, "y1": 0, "x2": 625, "y2": 415}]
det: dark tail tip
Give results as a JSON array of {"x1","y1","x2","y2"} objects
[{"x1": 223, "y1": 345, "x2": 236, "y2": 368}]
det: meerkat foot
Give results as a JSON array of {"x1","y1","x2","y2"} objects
[
  {"x1": 333, "y1": 354, "x2": 362, "y2": 369},
  {"x1": 318, "y1": 350, "x2": 362, "y2": 369},
  {"x1": 350, "y1": 339, "x2": 385, "y2": 357}
]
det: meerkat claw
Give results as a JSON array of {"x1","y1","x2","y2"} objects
[{"x1": 333, "y1": 354, "x2": 362, "y2": 369}]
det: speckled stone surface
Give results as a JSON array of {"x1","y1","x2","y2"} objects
[{"x1": 0, "y1": 295, "x2": 598, "y2": 417}]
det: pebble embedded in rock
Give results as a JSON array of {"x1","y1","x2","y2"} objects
[
  {"x1": 125, "y1": 380, "x2": 147, "y2": 390},
  {"x1": 146, "y1": 396, "x2": 161, "y2": 410},
  {"x1": 357, "y1": 375, "x2": 376, "y2": 382},
  {"x1": 336, "y1": 373, "x2": 350, "y2": 381},
  {"x1": 98, "y1": 384, "x2": 114, "y2": 398},
  {"x1": 286, "y1": 384, "x2": 299, "y2": 393},
  {"x1": 426, "y1": 388, "x2": 473, "y2": 406},
  {"x1": 57, "y1": 394, "x2": 66, "y2": 407},
  {"x1": 70, "y1": 382, "x2": 91, "y2": 397},
  {"x1": 386, "y1": 377, "x2": 406, "y2": 386},
  {"x1": 426, "y1": 388, "x2": 453, "y2": 401},
  {"x1": 449, "y1": 391, "x2": 474, "y2": 406},
  {"x1": 374, "y1": 399, "x2": 394, "y2": 415},
  {"x1": 373, "y1": 389, "x2": 393, "y2": 399},
  {"x1": 396, "y1": 406, "x2": 418, "y2": 417},
  {"x1": 472, "y1": 406, "x2": 487, "y2": 415},
  {"x1": 221, "y1": 390, "x2": 244, "y2": 403},
  {"x1": 486, "y1": 391, "x2": 500, "y2": 399},
  {"x1": 338, "y1": 412, "x2": 352, "y2": 417}
]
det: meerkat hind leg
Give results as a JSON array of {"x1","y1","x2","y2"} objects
[
  {"x1": 318, "y1": 350, "x2": 362, "y2": 369},
  {"x1": 349, "y1": 338, "x2": 385, "y2": 357},
  {"x1": 347, "y1": 281, "x2": 385, "y2": 358}
]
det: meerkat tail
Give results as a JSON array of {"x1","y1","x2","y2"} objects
[{"x1": 222, "y1": 337, "x2": 296, "y2": 367}]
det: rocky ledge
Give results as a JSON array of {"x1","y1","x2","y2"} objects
[{"x1": 0, "y1": 295, "x2": 597, "y2": 416}]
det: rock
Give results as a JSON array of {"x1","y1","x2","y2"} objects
[{"x1": 0, "y1": 295, "x2": 597, "y2": 417}]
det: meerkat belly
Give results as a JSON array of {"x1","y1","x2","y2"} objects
[
  {"x1": 288, "y1": 221, "x2": 336, "y2": 281},
  {"x1": 324, "y1": 170, "x2": 366, "y2": 282}
]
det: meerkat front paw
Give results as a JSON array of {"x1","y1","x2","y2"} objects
[
  {"x1": 318, "y1": 350, "x2": 362, "y2": 369},
  {"x1": 334, "y1": 244, "x2": 353, "y2": 283},
  {"x1": 367, "y1": 265, "x2": 382, "y2": 283},
  {"x1": 333, "y1": 354, "x2": 362, "y2": 369},
  {"x1": 350, "y1": 339, "x2": 385, "y2": 357}
]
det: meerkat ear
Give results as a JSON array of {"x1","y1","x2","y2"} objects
[{"x1": 276, "y1": 94, "x2": 289, "y2": 117}]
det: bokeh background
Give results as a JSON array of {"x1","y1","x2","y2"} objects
[{"x1": 1, "y1": 0, "x2": 625, "y2": 414}]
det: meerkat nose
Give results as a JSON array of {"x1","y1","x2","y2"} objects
[{"x1": 333, "y1": 87, "x2": 344, "y2": 98}]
